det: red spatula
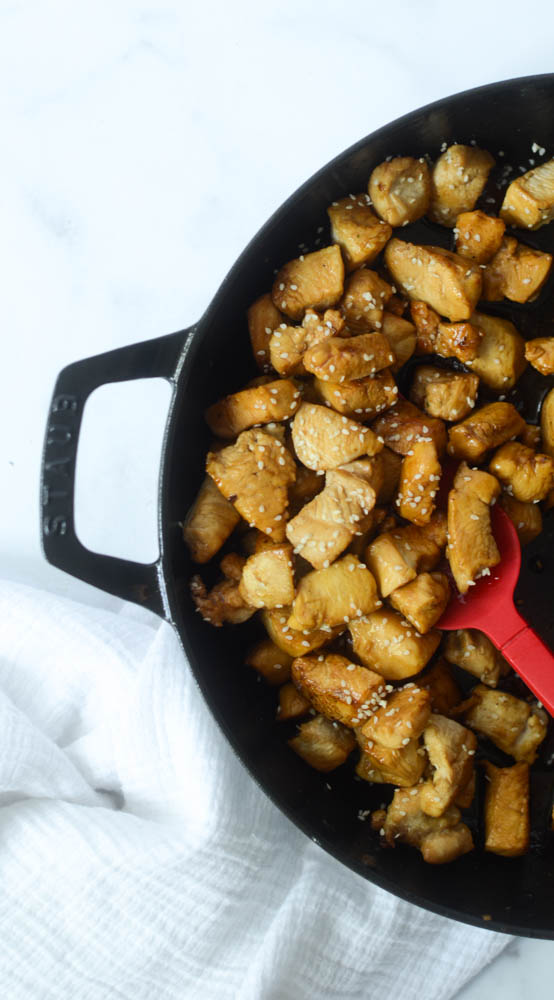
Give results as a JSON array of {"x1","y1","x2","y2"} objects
[{"x1": 438, "y1": 502, "x2": 554, "y2": 716}]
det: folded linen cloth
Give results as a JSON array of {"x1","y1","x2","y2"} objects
[{"x1": 0, "y1": 580, "x2": 508, "y2": 999}]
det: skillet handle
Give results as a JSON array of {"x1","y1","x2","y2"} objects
[{"x1": 40, "y1": 328, "x2": 193, "y2": 618}]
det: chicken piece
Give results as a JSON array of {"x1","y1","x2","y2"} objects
[
  {"x1": 455, "y1": 773, "x2": 476, "y2": 809},
  {"x1": 292, "y1": 653, "x2": 386, "y2": 727},
  {"x1": 183, "y1": 476, "x2": 241, "y2": 564},
  {"x1": 190, "y1": 556, "x2": 255, "y2": 627},
  {"x1": 336, "y1": 455, "x2": 385, "y2": 493},
  {"x1": 349, "y1": 609, "x2": 440, "y2": 681},
  {"x1": 461, "y1": 684, "x2": 548, "y2": 763},
  {"x1": 500, "y1": 158, "x2": 554, "y2": 229},
  {"x1": 484, "y1": 761, "x2": 530, "y2": 857},
  {"x1": 303, "y1": 332, "x2": 395, "y2": 382},
  {"x1": 397, "y1": 441, "x2": 441, "y2": 525},
  {"x1": 272, "y1": 245, "x2": 344, "y2": 320},
  {"x1": 381, "y1": 312, "x2": 417, "y2": 368},
  {"x1": 288, "y1": 714, "x2": 356, "y2": 771},
  {"x1": 238, "y1": 544, "x2": 295, "y2": 609},
  {"x1": 386, "y1": 293, "x2": 409, "y2": 316},
  {"x1": 525, "y1": 337, "x2": 554, "y2": 375},
  {"x1": 286, "y1": 469, "x2": 376, "y2": 569},
  {"x1": 261, "y1": 606, "x2": 343, "y2": 656},
  {"x1": 541, "y1": 387, "x2": 554, "y2": 457},
  {"x1": 443, "y1": 629, "x2": 510, "y2": 687},
  {"x1": 429, "y1": 144, "x2": 495, "y2": 226},
  {"x1": 389, "y1": 572, "x2": 450, "y2": 635},
  {"x1": 314, "y1": 369, "x2": 398, "y2": 420},
  {"x1": 366, "y1": 518, "x2": 444, "y2": 597},
  {"x1": 339, "y1": 269, "x2": 394, "y2": 333},
  {"x1": 384, "y1": 240, "x2": 482, "y2": 321},
  {"x1": 247, "y1": 293, "x2": 282, "y2": 370},
  {"x1": 500, "y1": 494, "x2": 543, "y2": 546},
  {"x1": 419, "y1": 714, "x2": 477, "y2": 817},
  {"x1": 447, "y1": 401, "x2": 525, "y2": 461},
  {"x1": 356, "y1": 739, "x2": 426, "y2": 787},
  {"x1": 469, "y1": 312, "x2": 527, "y2": 391},
  {"x1": 410, "y1": 366, "x2": 479, "y2": 422},
  {"x1": 409, "y1": 301, "x2": 482, "y2": 364},
  {"x1": 358, "y1": 683, "x2": 431, "y2": 749},
  {"x1": 288, "y1": 554, "x2": 381, "y2": 630},
  {"x1": 288, "y1": 464, "x2": 323, "y2": 513},
  {"x1": 379, "y1": 786, "x2": 474, "y2": 864},
  {"x1": 207, "y1": 430, "x2": 296, "y2": 541},
  {"x1": 347, "y1": 507, "x2": 388, "y2": 556},
  {"x1": 269, "y1": 308, "x2": 345, "y2": 377},
  {"x1": 378, "y1": 447, "x2": 403, "y2": 503},
  {"x1": 368, "y1": 156, "x2": 431, "y2": 227},
  {"x1": 245, "y1": 639, "x2": 293, "y2": 685},
  {"x1": 205, "y1": 379, "x2": 301, "y2": 438},
  {"x1": 327, "y1": 194, "x2": 392, "y2": 270},
  {"x1": 519, "y1": 423, "x2": 541, "y2": 451},
  {"x1": 371, "y1": 398, "x2": 447, "y2": 457},
  {"x1": 291, "y1": 403, "x2": 382, "y2": 471},
  {"x1": 482, "y1": 237, "x2": 552, "y2": 303},
  {"x1": 302, "y1": 307, "x2": 347, "y2": 339},
  {"x1": 454, "y1": 210, "x2": 506, "y2": 264},
  {"x1": 447, "y1": 462, "x2": 501, "y2": 594},
  {"x1": 489, "y1": 441, "x2": 554, "y2": 503},
  {"x1": 277, "y1": 681, "x2": 311, "y2": 721},
  {"x1": 420, "y1": 659, "x2": 462, "y2": 716}
]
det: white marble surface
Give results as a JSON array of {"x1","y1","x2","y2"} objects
[{"x1": 1, "y1": 0, "x2": 554, "y2": 993}]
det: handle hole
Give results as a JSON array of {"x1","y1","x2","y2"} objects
[{"x1": 74, "y1": 378, "x2": 172, "y2": 564}]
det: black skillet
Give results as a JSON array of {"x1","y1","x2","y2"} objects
[{"x1": 41, "y1": 74, "x2": 554, "y2": 938}]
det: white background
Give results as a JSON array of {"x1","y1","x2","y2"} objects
[{"x1": 1, "y1": 0, "x2": 554, "y2": 992}]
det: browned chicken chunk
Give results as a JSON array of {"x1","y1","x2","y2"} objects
[
  {"x1": 366, "y1": 516, "x2": 445, "y2": 597},
  {"x1": 238, "y1": 544, "x2": 295, "y2": 609},
  {"x1": 525, "y1": 337, "x2": 554, "y2": 375},
  {"x1": 409, "y1": 301, "x2": 482, "y2": 364},
  {"x1": 419, "y1": 714, "x2": 477, "y2": 817},
  {"x1": 339, "y1": 269, "x2": 394, "y2": 333},
  {"x1": 420, "y1": 659, "x2": 462, "y2": 716},
  {"x1": 541, "y1": 387, "x2": 554, "y2": 457},
  {"x1": 288, "y1": 554, "x2": 381, "y2": 630},
  {"x1": 371, "y1": 398, "x2": 447, "y2": 456},
  {"x1": 269, "y1": 308, "x2": 345, "y2": 377},
  {"x1": 191, "y1": 554, "x2": 255, "y2": 627},
  {"x1": 389, "y1": 572, "x2": 450, "y2": 635},
  {"x1": 500, "y1": 158, "x2": 554, "y2": 229},
  {"x1": 349, "y1": 608, "x2": 440, "y2": 680},
  {"x1": 384, "y1": 240, "x2": 482, "y2": 321},
  {"x1": 378, "y1": 786, "x2": 474, "y2": 863},
  {"x1": 183, "y1": 476, "x2": 240, "y2": 564},
  {"x1": 303, "y1": 332, "x2": 395, "y2": 382},
  {"x1": 327, "y1": 194, "x2": 392, "y2": 270},
  {"x1": 454, "y1": 210, "x2": 506, "y2": 263},
  {"x1": 448, "y1": 401, "x2": 525, "y2": 461},
  {"x1": 288, "y1": 714, "x2": 356, "y2": 771},
  {"x1": 447, "y1": 462, "x2": 501, "y2": 594},
  {"x1": 291, "y1": 402, "x2": 382, "y2": 470},
  {"x1": 429, "y1": 144, "x2": 494, "y2": 226},
  {"x1": 356, "y1": 739, "x2": 426, "y2": 787},
  {"x1": 397, "y1": 440, "x2": 441, "y2": 525},
  {"x1": 261, "y1": 606, "x2": 344, "y2": 656},
  {"x1": 368, "y1": 156, "x2": 431, "y2": 227},
  {"x1": 484, "y1": 761, "x2": 530, "y2": 857},
  {"x1": 272, "y1": 245, "x2": 344, "y2": 320},
  {"x1": 288, "y1": 464, "x2": 323, "y2": 513},
  {"x1": 246, "y1": 639, "x2": 293, "y2": 684},
  {"x1": 410, "y1": 366, "x2": 479, "y2": 422},
  {"x1": 207, "y1": 430, "x2": 296, "y2": 541},
  {"x1": 461, "y1": 685, "x2": 547, "y2": 763},
  {"x1": 489, "y1": 442, "x2": 554, "y2": 502},
  {"x1": 358, "y1": 683, "x2": 431, "y2": 748},
  {"x1": 482, "y1": 237, "x2": 552, "y2": 303},
  {"x1": 247, "y1": 293, "x2": 282, "y2": 370},
  {"x1": 381, "y1": 312, "x2": 417, "y2": 368},
  {"x1": 443, "y1": 628, "x2": 510, "y2": 687},
  {"x1": 314, "y1": 369, "x2": 398, "y2": 420},
  {"x1": 277, "y1": 681, "x2": 311, "y2": 720},
  {"x1": 469, "y1": 312, "x2": 527, "y2": 390},
  {"x1": 500, "y1": 494, "x2": 543, "y2": 546},
  {"x1": 205, "y1": 379, "x2": 301, "y2": 438},
  {"x1": 292, "y1": 652, "x2": 386, "y2": 727},
  {"x1": 286, "y1": 468, "x2": 376, "y2": 568}
]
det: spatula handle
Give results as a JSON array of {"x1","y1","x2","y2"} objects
[{"x1": 499, "y1": 626, "x2": 554, "y2": 717}]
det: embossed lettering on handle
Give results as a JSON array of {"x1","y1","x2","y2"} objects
[{"x1": 41, "y1": 394, "x2": 81, "y2": 539}]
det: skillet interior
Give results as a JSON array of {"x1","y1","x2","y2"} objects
[{"x1": 161, "y1": 75, "x2": 554, "y2": 937}]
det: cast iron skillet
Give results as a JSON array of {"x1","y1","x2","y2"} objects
[{"x1": 41, "y1": 74, "x2": 554, "y2": 938}]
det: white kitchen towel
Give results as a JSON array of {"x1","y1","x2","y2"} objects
[{"x1": 0, "y1": 580, "x2": 508, "y2": 999}]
